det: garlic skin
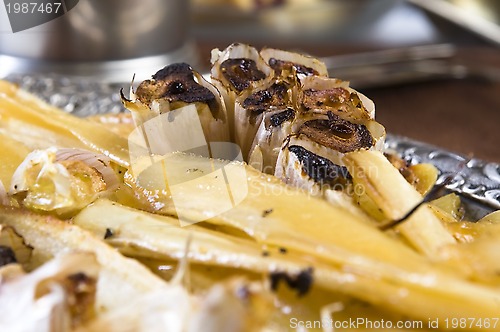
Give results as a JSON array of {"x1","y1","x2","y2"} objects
[
  {"x1": 211, "y1": 43, "x2": 273, "y2": 140},
  {"x1": 298, "y1": 75, "x2": 375, "y2": 123},
  {"x1": 234, "y1": 80, "x2": 294, "y2": 160},
  {"x1": 122, "y1": 64, "x2": 230, "y2": 144},
  {"x1": 81, "y1": 278, "x2": 272, "y2": 332},
  {"x1": 260, "y1": 47, "x2": 329, "y2": 80},
  {"x1": 0, "y1": 253, "x2": 99, "y2": 332},
  {"x1": 9, "y1": 148, "x2": 119, "y2": 216},
  {"x1": 248, "y1": 107, "x2": 296, "y2": 174}
]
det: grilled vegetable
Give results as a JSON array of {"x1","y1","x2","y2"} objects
[
  {"x1": 235, "y1": 80, "x2": 294, "y2": 159},
  {"x1": 121, "y1": 63, "x2": 230, "y2": 143},
  {"x1": 211, "y1": 43, "x2": 273, "y2": 139},
  {"x1": 260, "y1": 47, "x2": 328, "y2": 81}
]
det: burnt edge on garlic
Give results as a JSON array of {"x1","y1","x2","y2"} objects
[
  {"x1": 268, "y1": 58, "x2": 318, "y2": 77},
  {"x1": 220, "y1": 58, "x2": 267, "y2": 92},
  {"x1": 298, "y1": 112, "x2": 373, "y2": 153},
  {"x1": 242, "y1": 82, "x2": 290, "y2": 125},
  {"x1": 135, "y1": 63, "x2": 220, "y2": 118},
  {"x1": 288, "y1": 145, "x2": 351, "y2": 186},
  {"x1": 269, "y1": 108, "x2": 295, "y2": 127}
]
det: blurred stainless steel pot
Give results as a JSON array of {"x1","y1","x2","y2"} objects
[{"x1": 0, "y1": 0, "x2": 196, "y2": 82}]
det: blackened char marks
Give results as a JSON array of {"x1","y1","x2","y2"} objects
[
  {"x1": 242, "y1": 82, "x2": 290, "y2": 125},
  {"x1": 298, "y1": 113, "x2": 373, "y2": 153},
  {"x1": 136, "y1": 63, "x2": 218, "y2": 116},
  {"x1": 0, "y1": 245, "x2": 17, "y2": 267},
  {"x1": 220, "y1": 58, "x2": 266, "y2": 92},
  {"x1": 268, "y1": 57, "x2": 317, "y2": 76},
  {"x1": 288, "y1": 145, "x2": 350, "y2": 185},
  {"x1": 270, "y1": 267, "x2": 313, "y2": 297},
  {"x1": 269, "y1": 108, "x2": 295, "y2": 127}
]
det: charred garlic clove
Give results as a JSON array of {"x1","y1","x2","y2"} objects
[
  {"x1": 299, "y1": 76, "x2": 375, "y2": 122},
  {"x1": 275, "y1": 143, "x2": 351, "y2": 196},
  {"x1": 298, "y1": 113, "x2": 373, "y2": 152},
  {"x1": 287, "y1": 112, "x2": 385, "y2": 166},
  {"x1": 260, "y1": 47, "x2": 328, "y2": 81},
  {"x1": 211, "y1": 43, "x2": 273, "y2": 138},
  {"x1": 9, "y1": 148, "x2": 120, "y2": 216},
  {"x1": 275, "y1": 109, "x2": 384, "y2": 193},
  {"x1": 248, "y1": 107, "x2": 296, "y2": 174},
  {"x1": 211, "y1": 43, "x2": 272, "y2": 93},
  {"x1": 122, "y1": 63, "x2": 229, "y2": 143},
  {"x1": 235, "y1": 80, "x2": 293, "y2": 159}
]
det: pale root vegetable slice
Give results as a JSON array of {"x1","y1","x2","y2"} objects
[
  {"x1": 0, "y1": 132, "x2": 30, "y2": 188},
  {"x1": 0, "y1": 208, "x2": 168, "y2": 313},
  {"x1": 0, "y1": 81, "x2": 129, "y2": 167},
  {"x1": 74, "y1": 199, "x2": 318, "y2": 276},
  {"x1": 343, "y1": 150, "x2": 456, "y2": 258},
  {"x1": 74, "y1": 198, "x2": 500, "y2": 328},
  {"x1": 409, "y1": 163, "x2": 439, "y2": 195},
  {"x1": 441, "y1": 211, "x2": 500, "y2": 284},
  {"x1": 0, "y1": 115, "x2": 87, "y2": 151},
  {"x1": 127, "y1": 152, "x2": 435, "y2": 268},
  {"x1": 87, "y1": 113, "x2": 135, "y2": 139}
]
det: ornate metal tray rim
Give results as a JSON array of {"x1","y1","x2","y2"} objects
[{"x1": 5, "y1": 73, "x2": 500, "y2": 215}]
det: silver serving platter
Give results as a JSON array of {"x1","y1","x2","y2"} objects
[{"x1": 5, "y1": 73, "x2": 500, "y2": 217}]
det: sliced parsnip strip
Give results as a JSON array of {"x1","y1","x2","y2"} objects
[
  {"x1": 75, "y1": 199, "x2": 500, "y2": 327},
  {"x1": 136, "y1": 153, "x2": 435, "y2": 270},
  {"x1": 0, "y1": 81, "x2": 129, "y2": 167},
  {"x1": 0, "y1": 116, "x2": 87, "y2": 152},
  {"x1": 343, "y1": 150, "x2": 456, "y2": 257},
  {"x1": 0, "y1": 207, "x2": 167, "y2": 313},
  {"x1": 74, "y1": 198, "x2": 312, "y2": 274}
]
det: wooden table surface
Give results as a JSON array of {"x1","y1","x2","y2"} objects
[
  {"x1": 365, "y1": 47, "x2": 500, "y2": 163},
  {"x1": 197, "y1": 43, "x2": 500, "y2": 162}
]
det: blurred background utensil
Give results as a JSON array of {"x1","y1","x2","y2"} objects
[
  {"x1": 320, "y1": 44, "x2": 500, "y2": 88},
  {"x1": 0, "y1": 0, "x2": 196, "y2": 82}
]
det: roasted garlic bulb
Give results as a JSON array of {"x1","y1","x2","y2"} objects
[{"x1": 124, "y1": 44, "x2": 387, "y2": 202}]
